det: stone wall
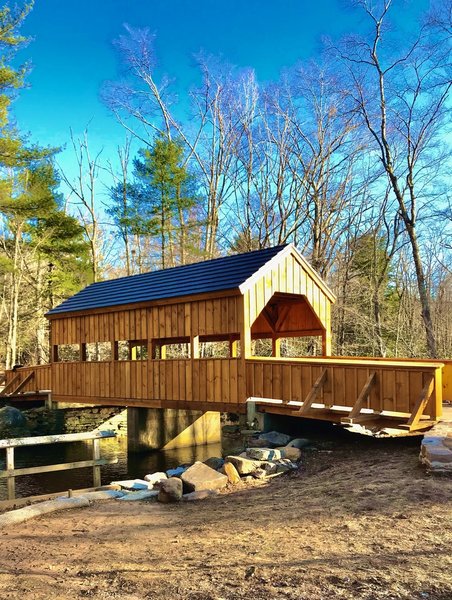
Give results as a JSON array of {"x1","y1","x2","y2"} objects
[{"x1": 23, "y1": 406, "x2": 127, "y2": 437}]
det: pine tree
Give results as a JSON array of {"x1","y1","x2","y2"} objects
[{"x1": 133, "y1": 137, "x2": 198, "y2": 269}]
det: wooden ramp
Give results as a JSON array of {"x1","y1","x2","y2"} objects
[{"x1": 245, "y1": 356, "x2": 444, "y2": 435}]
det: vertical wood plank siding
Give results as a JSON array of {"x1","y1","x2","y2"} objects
[
  {"x1": 242, "y1": 252, "x2": 332, "y2": 352},
  {"x1": 7, "y1": 356, "x2": 440, "y2": 423},
  {"x1": 245, "y1": 359, "x2": 442, "y2": 418},
  {"x1": 50, "y1": 295, "x2": 242, "y2": 346}
]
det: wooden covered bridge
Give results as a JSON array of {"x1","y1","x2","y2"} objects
[{"x1": 3, "y1": 244, "x2": 449, "y2": 443}]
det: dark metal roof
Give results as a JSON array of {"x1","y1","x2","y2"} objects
[{"x1": 47, "y1": 245, "x2": 287, "y2": 316}]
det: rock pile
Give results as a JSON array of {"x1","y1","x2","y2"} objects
[
  {"x1": 110, "y1": 430, "x2": 307, "y2": 504},
  {"x1": 420, "y1": 420, "x2": 452, "y2": 473}
]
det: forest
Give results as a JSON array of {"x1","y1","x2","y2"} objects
[{"x1": 0, "y1": 0, "x2": 451, "y2": 368}]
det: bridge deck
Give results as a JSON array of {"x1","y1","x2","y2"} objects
[{"x1": 3, "y1": 355, "x2": 447, "y2": 434}]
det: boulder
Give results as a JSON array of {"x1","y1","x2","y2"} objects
[
  {"x1": 258, "y1": 431, "x2": 292, "y2": 447},
  {"x1": 246, "y1": 437, "x2": 269, "y2": 448},
  {"x1": 259, "y1": 461, "x2": 278, "y2": 475},
  {"x1": 110, "y1": 478, "x2": 149, "y2": 491},
  {"x1": 252, "y1": 468, "x2": 267, "y2": 479},
  {"x1": 158, "y1": 477, "x2": 183, "y2": 503},
  {"x1": 118, "y1": 490, "x2": 158, "y2": 502},
  {"x1": 246, "y1": 447, "x2": 282, "y2": 461},
  {"x1": 274, "y1": 458, "x2": 298, "y2": 473},
  {"x1": 144, "y1": 472, "x2": 167, "y2": 487},
  {"x1": 181, "y1": 461, "x2": 228, "y2": 492},
  {"x1": 166, "y1": 466, "x2": 187, "y2": 477},
  {"x1": 224, "y1": 461, "x2": 241, "y2": 484},
  {"x1": 286, "y1": 438, "x2": 311, "y2": 449},
  {"x1": 277, "y1": 446, "x2": 302, "y2": 461},
  {"x1": 241, "y1": 429, "x2": 261, "y2": 436},
  {"x1": 204, "y1": 456, "x2": 224, "y2": 471},
  {"x1": 225, "y1": 455, "x2": 263, "y2": 475},
  {"x1": 0, "y1": 406, "x2": 27, "y2": 432},
  {"x1": 182, "y1": 489, "x2": 220, "y2": 501},
  {"x1": 222, "y1": 424, "x2": 240, "y2": 434}
]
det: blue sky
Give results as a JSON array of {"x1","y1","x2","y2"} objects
[{"x1": 12, "y1": 0, "x2": 427, "y2": 197}]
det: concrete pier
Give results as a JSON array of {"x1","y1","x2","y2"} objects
[{"x1": 127, "y1": 408, "x2": 221, "y2": 452}]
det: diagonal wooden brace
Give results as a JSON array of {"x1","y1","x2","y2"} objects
[
  {"x1": 7, "y1": 371, "x2": 35, "y2": 396},
  {"x1": 342, "y1": 371, "x2": 376, "y2": 424},
  {"x1": 299, "y1": 368, "x2": 327, "y2": 414},
  {"x1": 401, "y1": 374, "x2": 435, "y2": 431},
  {"x1": 0, "y1": 374, "x2": 21, "y2": 397}
]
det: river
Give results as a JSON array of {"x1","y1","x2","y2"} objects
[{"x1": 0, "y1": 437, "x2": 227, "y2": 501}]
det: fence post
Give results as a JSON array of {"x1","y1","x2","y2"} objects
[
  {"x1": 92, "y1": 438, "x2": 101, "y2": 488},
  {"x1": 6, "y1": 447, "x2": 15, "y2": 500}
]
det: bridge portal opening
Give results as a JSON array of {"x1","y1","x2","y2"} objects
[{"x1": 250, "y1": 292, "x2": 327, "y2": 358}]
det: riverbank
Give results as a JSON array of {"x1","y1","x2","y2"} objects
[{"x1": 0, "y1": 433, "x2": 450, "y2": 600}]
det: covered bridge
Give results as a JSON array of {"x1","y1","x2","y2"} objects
[{"x1": 3, "y1": 244, "x2": 448, "y2": 443}]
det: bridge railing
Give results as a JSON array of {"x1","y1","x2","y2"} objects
[
  {"x1": 2, "y1": 355, "x2": 445, "y2": 430},
  {"x1": 3, "y1": 364, "x2": 52, "y2": 396},
  {"x1": 245, "y1": 356, "x2": 443, "y2": 427}
]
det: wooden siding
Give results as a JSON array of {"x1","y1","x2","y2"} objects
[
  {"x1": 4, "y1": 364, "x2": 52, "y2": 392},
  {"x1": 246, "y1": 357, "x2": 442, "y2": 419},
  {"x1": 4, "y1": 355, "x2": 444, "y2": 425},
  {"x1": 48, "y1": 359, "x2": 241, "y2": 408},
  {"x1": 240, "y1": 249, "x2": 333, "y2": 355},
  {"x1": 242, "y1": 250, "x2": 332, "y2": 331},
  {"x1": 50, "y1": 294, "x2": 242, "y2": 346}
]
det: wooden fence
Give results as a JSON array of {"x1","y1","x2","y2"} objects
[{"x1": 0, "y1": 430, "x2": 117, "y2": 501}]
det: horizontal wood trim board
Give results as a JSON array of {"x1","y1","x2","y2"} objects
[
  {"x1": 0, "y1": 430, "x2": 116, "y2": 448},
  {"x1": 0, "y1": 458, "x2": 118, "y2": 478},
  {"x1": 51, "y1": 396, "x2": 247, "y2": 413}
]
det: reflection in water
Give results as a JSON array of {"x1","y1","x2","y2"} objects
[{"x1": 0, "y1": 437, "x2": 226, "y2": 501}]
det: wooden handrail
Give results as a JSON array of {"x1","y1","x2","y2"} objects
[{"x1": 0, "y1": 430, "x2": 117, "y2": 501}]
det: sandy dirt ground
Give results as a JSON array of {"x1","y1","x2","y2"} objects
[{"x1": 0, "y1": 433, "x2": 451, "y2": 600}]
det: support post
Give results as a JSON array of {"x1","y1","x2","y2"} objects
[
  {"x1": 403, "y1": 374, "x2": 435, "y2": 431},
  {"x1": 342, "y1": 371, "x2": 376, "y2": 424},
  {"x1": 432, "y1": 367, "x2": 442, "y2": 421},
  {"x1": 247, "y1": 400, "x2": 257, "y2": 427},
  {"x1": 299, "y1": 368, "x2": 327, "y2": 415},
  {"x1": 229, "y1": 338, "x2": 238, "y2": 358},
  {"x1": 192, "y1": 335, "x2": 200, "y2": 359},
  {"x1": 272, "y1": 337, "x2": 281, "y2": 358},
  {"x1": 92, "y1": 438, "x2": 101, "y2": 488},
  {"x1": 6, "y1": 447, "x2": 15, "y2": 501}
]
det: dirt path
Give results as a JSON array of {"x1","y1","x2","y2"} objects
[{"x1": 0, "y1": 435, "x2": 451, "y2": 600}]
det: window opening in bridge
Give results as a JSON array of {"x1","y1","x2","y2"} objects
[
  {"x1": 165, "y1": 342, "x2": 190, "y2": 359},
  {"x1": 251, "y1": 338, "x2": 272, "y2": 357},
  {"x1": 129, "y1": 341, "x2": 148, "y2": 360},
  {"x1": 198, "y1": 336, "x2": 240, "y2": 358},
  {"x1": 84, "y1": 342, "x2": 112, "y2": 362},
  {"x1": 153, "y1": 338, "x2": 190, "y2": 359},
  {"x1": 56, "y1": 344, "x2": 80, "y2": 362},
  {"x1": 280, "y1": 336, "x2": 322, "y2": 357},
  {"x1": 116, "y1": 340, "x2": 129, "y2": 360},
  {"x1": 200, "y1": 340, "x2": 229, "y2": 358}
]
